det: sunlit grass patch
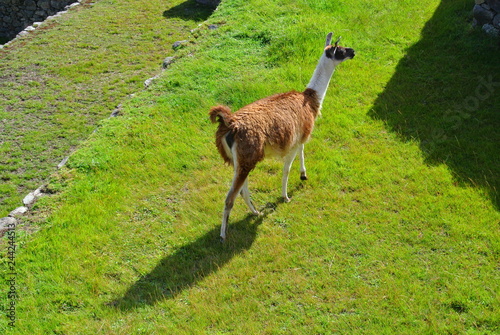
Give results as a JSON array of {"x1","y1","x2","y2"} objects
[{"x1": 1, "y1": 0, "x2": 499, "y2": 334}]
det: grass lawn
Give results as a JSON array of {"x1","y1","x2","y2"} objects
[
  {"x1": 0, "y1": 0, "x2": 214, "y2": 216},
  {"x1": 1, "y1": 0, "x2": 499, "y2": 333}
]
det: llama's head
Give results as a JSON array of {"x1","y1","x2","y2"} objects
[{"x1": 324, "y1": 32, "x2": 355, "y2": 65}]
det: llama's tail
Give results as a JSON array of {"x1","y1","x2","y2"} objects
[
  {"x1": 209, "y1": 105, "x2": 236, "y2": 165},
  {"x1": 209, "y1": 105, "x2": 234, "y2": 127}
]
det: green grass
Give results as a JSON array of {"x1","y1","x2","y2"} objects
[
  {"x1": 1, "y1": 0, "x2": 500, "y2": 334},
  {"x1": 0, "y1": 0, "x2": 214, "y2": 216}
]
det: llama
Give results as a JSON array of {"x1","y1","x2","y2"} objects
[{"x1": 210, "y1": 32, "x2": 355, "y2": 241}]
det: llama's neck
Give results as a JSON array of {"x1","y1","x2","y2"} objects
[{"x1": 306, "y1": 53, "x2": 336, "y2": 107}]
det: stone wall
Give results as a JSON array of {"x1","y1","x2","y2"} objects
[
  {"x1": 473, "y1": 0, "x2": 500, "y2": 37},
  {"x1": 0, "y1": 0, "x2": 76, "y2": 41}
]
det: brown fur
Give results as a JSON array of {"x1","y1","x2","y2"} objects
[{"x1": 209, "y1": 88, "x2": 320, "y2": 168}]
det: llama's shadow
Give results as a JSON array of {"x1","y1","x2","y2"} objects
[
  {"x1": 369, "y1": 0, "x2": 500, "y2": 209},
  {"x1": 110, "y1": 212, "x2": 268, "y2": 310},
  {"x1": 163, "y1": 0, "x2": 215, "y2": 22},
  {"x1": 109, "y1": 174, "x2": 306, "y2": 310}
]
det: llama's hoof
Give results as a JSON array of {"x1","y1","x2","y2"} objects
[
  {"x1": 220, "y1": 235, "x2": 226, "y2": 243},
  {"x1": 283, "y1": 196, "x2": 291, "y2": 203},
  {"x1": 300, "y1": 174, "x2": 308, "y2": 181},
  {"x1": 252, "y1": 211, "x2": 261, "y2": 216}
]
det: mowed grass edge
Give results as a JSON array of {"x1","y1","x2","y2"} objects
[{"x1": 1, "y1": 0, "x2": 500, "y2": 334}]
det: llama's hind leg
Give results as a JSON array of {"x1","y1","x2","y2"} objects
[
  {"x1": 299, "y1": 144, "x2": 308, "y2": 180},
  {"x1": 240, "y1": 178, "x2": 260, "y2": 215},
  {"x1": 221, "y1": 168, "x2": 250, "y2": 242}
]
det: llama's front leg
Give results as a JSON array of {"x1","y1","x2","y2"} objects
[
  {"x1": 299, "y1": 144, "x2": 308, "y2": 180},
  {"x1": 240, "y1": 178, "x2": 260, "y2": 215},
  {"x1": 281, "y1": 147, "x2": 299, "y2": 202}
]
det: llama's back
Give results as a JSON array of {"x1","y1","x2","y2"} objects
[
  {"x1": 210, "y1": 89, "x2": 320, "y2": 164},
  {"x1": 231, "y1": 90, "x2": 319, "y2": 157}
]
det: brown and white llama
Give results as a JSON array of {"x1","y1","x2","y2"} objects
[{"x1": 210, "y1": 32, "x2": 355, "y2": 241}]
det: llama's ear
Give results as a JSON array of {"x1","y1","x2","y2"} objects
[
  {"x1": 325, "y1": 32, "x2": 333, "y2": 47},
  {"x1": 334, "y1": 36, "x2": 342, "y2": 47}
]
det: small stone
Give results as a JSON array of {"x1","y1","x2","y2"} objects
[
  {"x1": 474, "y1": 4, "x2": 495, "y2": 26},
  {"x1": 22, "y1": 186, "x2": 45, "y2": 206},
  {"x1": 23, "y1": 192, "x2": 36, "y2": 206},
  {"x1": 482, "y1": 23, "x2": 500, "y2": 37},
  {"x1": 110, "y1": 104, "x2": 122, "y2": 117},
  {"x1": 35, "y1": 9, "x2": 47, "y2": 17},
  {"x1": 162, "y1": 56, "x2": 175, "y2": 69},
  {"x1": 172, "y1": 40, "x2": 188, "y2": 50},
  {"x1": 24, "y1": 25, "x2": 36, "y2": 32},
  {"x1": 481, "y1": 3, "x2": 491, "y2": 10},
  {"x1": 25, "y1": 0, "x2": 37, "y2": 10},
  {"x1": 493, "y1": 14, "x2": 500, "y2": 27},
  {"x1": 208, "y1": 24, "x2": 219, "y2": 30},
  {"x1": 0, "y1": 217, "x2": 17, "y2": 235},
  {"x1": 9, "y1": 206, "x2": 29, "y2": 217},
  {"x1": 58, "y1": 156, "x2": 69, "y2": 169},
  {"x1": 39, "y1": 0, "x2": 51, "y2": 10},
  {"x1": 33, "y1": 186, "x2": 44, "y2": 197},
  {"x1": 144, "y1": 74, "x2": 160, "y2": 88},
  {"x1": 17, "y1": 30, "x2": 29, "y2": 37},
  {"x1": 488, "y1": 0, "x2": 500, "y2": 12}
]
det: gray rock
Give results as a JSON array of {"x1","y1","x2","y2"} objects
[
  {"x1": 0, "y1": 217, "x2": 17, "y2": 234},
  {"x1": 58, "y1": 156, "x2": 69, "y2": 169},
  {"x1": 172, "y1": 40, "x2": 188, "y2": 50},
  {"x1": 144, "y1": 74, "x2": 160, "y2": 88},
  {"x1": 110, "y1": 104, "x2": 122, "y2": 117},
  {"x1": 17, "y1": 30, "x2": 29, "y2": 37},
  {"x1": 23, "y1": 192, "x2": 36, "y2": 206},
  {"x1": 51, "y1": 0, "x2": 63, "y2": 8},
  {"x1": 39, "y1": 0, "x2": 52, "y2": 10},
  {"x1": 9, "y1": 206, "x2": 29, "y2": 217},
  {"x1": 162, "y1": 56, "x2": 175, "y2": 69},
  {"x1": 35, "y1": 10, "x2": 47, "y2": 17},
  {"x1": 482, "y1": 23, "x2": 500, "y2": 37},
  {"x1": 487, "y1": 0, "x2": 500, "y2": 12},
  {"x1": 474, "y1": 4, "x2": 495, "y2": 26},
  {"x1": 22, "y1": 186, "x2": 44, "y2": 206},
  {"x1": 493, "y1": 14, "x2": 500, "y2": 27}
]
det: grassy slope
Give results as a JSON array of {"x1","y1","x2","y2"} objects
[
  {"x1": 1, "y1": 0, "x2": 500, "y2": 333},
  {"x1": 0, "y1": 0, "x2": 213, "y2": 216}
]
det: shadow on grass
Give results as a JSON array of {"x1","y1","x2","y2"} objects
[
  {"x1": 163, "y1": 0, "x2": 216, "y2": 22},
  {"x1": 369, "y1": 0, "x2": 500, "y2": 209},
  {"x1": 111, "y1": 212, "x2": 266, "y2": 310}
]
